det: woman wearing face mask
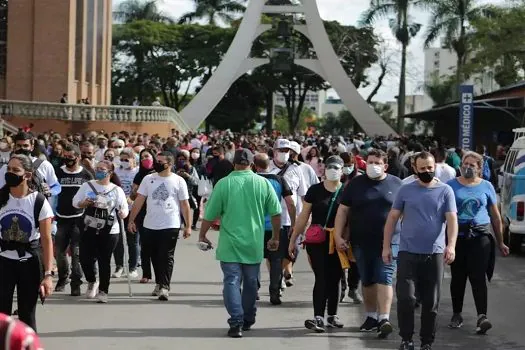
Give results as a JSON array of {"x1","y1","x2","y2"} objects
[
  {"x1": 338, "y1": 152, "x2": 363, "y2": 304},
  {"x1": 112, "y1": 149, "x2": 140, "y2": 279},
  {"x1": 176, "y1": 151, "x2": 199, "y2": 229},
  {"x1": 73, "y1": 160, "x2": 128, "y2": 303},
  {"x1": 0, "y1": 154, "x2": 54, "y2": 331},
  {"x1": 130, "y1": 149, "x2": 157, "y2": 283},
  {"x1": 289, "y1": 156, "x2": 345, "y2": 333},
  {"x1": 446, "y1": 151, "x2": 509, "y2": 334},
  {"x1": 190, "y1": 148, "x2": 205, "y2": 229}
]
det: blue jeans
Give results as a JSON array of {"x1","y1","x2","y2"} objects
[{"x1": 220, "y1": 262, "x2": 260, "y2": 327}]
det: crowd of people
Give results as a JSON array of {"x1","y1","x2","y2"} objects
[{"x1": 0, "y1": 127, "x2": 510, "y2": 350}]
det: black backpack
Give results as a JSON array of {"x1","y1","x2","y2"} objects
[{"x1": 83, "y1": 181, "x2": 118, "y2": 235}]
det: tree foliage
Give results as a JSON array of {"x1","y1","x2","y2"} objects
[
  {"x1": 424, "y1": 71, "x2": 457, "y2": 106},
  {"x1": 113, "y1": 21, "x2": 234, "y2": 108},
  {"x1": 360, "y1": 0, "x2": 421, "y2": 133},
  {"x1": 467, "y1": 4, "x2": 525, "y2": 87},
  {"x1": 178, "y1": 0, "x2": 246, "y2": 25}
]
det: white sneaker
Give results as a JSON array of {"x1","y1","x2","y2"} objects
[
  {"x1": 96, "y1": 291, "x2": 108, "y2": 303},
  {"x1": 280, "y1": 278, "x2": 287, "y2": 291},
  {"x1": 128, "y1": 270, "x2": 139, "y2": 279},
  {"x1": 158, "y1": 288, "x2": 169, "y2": 301},
  {"x1": 151, "y1": 284, "x2": 161, "y2": 296},
  {"x1": 112, "y1": 267, "x2": 123, "y2": 278},
  {"x1": 86, "y1": 281, "x2": 99, "y2": 299}
]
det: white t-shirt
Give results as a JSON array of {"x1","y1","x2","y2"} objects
[
  {"x1": 72, "y1": 181, "x2": 129, "y2": 234},
  {"x1": 268, "y1": 161, "x2": 307, "y2": 226},
  {"x1": 137, "y1": 173, "x2": 189, "y2": 230},
  {"x1": 115, "y1": 167, "x2": 139, "y2": 196},
  {"x1": 0, "y1": 157, "x2": 59, "y2": 188},
  {"x1": 435, "y1": 163, "x2": 457, "y2": 184},
  {"x1": 297, "y1": 162, "x2": 319, "y2": 216},
  {"x1": 0, "y1": 192, "x2": 54, "y2": 260}
]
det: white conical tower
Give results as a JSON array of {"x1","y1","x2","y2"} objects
[{"x1": 180, "y1": 0, "x2": 396, "y2": 136}]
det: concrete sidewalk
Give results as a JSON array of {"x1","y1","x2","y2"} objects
[{"x1": 36, "y1": 235, "x2": 525, "y2": 350}]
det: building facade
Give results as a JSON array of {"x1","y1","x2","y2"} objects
[
  {"x1": 424, "y1": 47, "x2": 499, "y2": 97},
  {"x1": 0, "y1": 0, "x2": 112, "y2": 105}
]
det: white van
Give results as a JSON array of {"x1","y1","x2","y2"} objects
[{"x1": 499, "y1": 128, "x2": 525, "y2": 253}]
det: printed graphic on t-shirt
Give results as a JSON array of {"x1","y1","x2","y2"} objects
[
  {"x1": 1, "y1": 210, "x2": 32, "y2": 243},
  {"x1": 152, "y1": 183, "x2": 170, "y2": 202},
  {"x1": 458, "y1": 197, "x2": 481, "y2": 221}
]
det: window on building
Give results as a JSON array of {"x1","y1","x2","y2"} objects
[{"x1": 75, "y1": 0, "x2": 84, "y2": 81}]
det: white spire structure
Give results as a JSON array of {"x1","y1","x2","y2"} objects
[{"x1": 179, "y1": 0, "x2": 397, "y2": 136}]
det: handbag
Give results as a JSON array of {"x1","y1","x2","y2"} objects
[{"x1": 304, "y1": 185, "x2": 342, "y2": 244}]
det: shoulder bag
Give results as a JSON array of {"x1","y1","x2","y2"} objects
[{"x1": 304, "y1": 185, "x2": 342, "y2": 244}]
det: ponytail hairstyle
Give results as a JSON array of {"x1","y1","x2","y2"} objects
[{"x1": 0, "y1": 154, "x2": 35, "y2": 210}]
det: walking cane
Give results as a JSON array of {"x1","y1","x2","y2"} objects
[{"x1": 117, "y1": 211, "x2": 132, "y2": 297}]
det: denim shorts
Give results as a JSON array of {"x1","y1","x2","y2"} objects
[{"x1": 352, "y1": 244, "x2": 399, "y2": 287}]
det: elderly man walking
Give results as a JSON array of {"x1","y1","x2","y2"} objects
[{"x1": 199, "y1": 149, "x2": 282, "y2": 338}]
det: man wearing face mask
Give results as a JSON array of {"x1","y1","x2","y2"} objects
[
  {"x1": 54, "y1": 144, "x2": 94, "y2": 296},
  {"x1": 0, "y1": 139, "x2": 11, "y2": 167},
  {"x1": 383, "y1": 151, "x2": 458, "y2": 350},
  {"x1": 268, "y1": 139, "x2": 307, "y2": 289},
  {"x1": 207, "y1": 146, "x2": 234, "y2": 187},
  {"x1": 0, "y1": 132, "x2": 60, "y2": 197},
  {"x1": 334, "y1": 149, "x2": 402, "y2": 338},
  {"x1": 80, "y1": 141, "x2": 96, "y2": 177},
  {"x1": 128, "y1": 152, "x2": 192, "y2": 301},
  {"x1": 94, "y1": 135, "x2": 108, "y2": 162}
]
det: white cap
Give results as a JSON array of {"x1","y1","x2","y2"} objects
[
  {"x1": 274, "y1": 138, "x2": 291, "y2": 150},
  {"x1": 289, "y1": 141, "x2": 301, "y2": 155}
]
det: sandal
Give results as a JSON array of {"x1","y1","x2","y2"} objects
[{"x1": 139, "y1": 278, "x2": 151, "y2": 284}]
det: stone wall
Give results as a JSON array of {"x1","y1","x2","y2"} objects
[{"x1": 3, "y1": 116, "x2": 177, "y2": 136}]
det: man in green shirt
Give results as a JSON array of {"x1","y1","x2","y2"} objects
[{"x1": 199, "y1": 148, "x2": 282, "y2": 338}]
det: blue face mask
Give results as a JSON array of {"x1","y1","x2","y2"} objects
[{"x1": 95, "y1": 170, "x2": 108, "y2": 180}]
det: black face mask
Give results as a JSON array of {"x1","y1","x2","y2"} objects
[
  {"x1": 417, "y1": 171, "x2": 435, "y2": 184},
  {"x1": 14, "y1": 149, "x2": 31, "y2": 156},
  {"x1": 154, "y1": 162, "x2": 167, "y2": 173},
  {"x1": 63, "y1": 158, "x2": 77, "y2": 168},
  {"x1": 5, "y1": 172, "x2": 24, "y2": 187}
]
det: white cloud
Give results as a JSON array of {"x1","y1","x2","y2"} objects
[{"x1": 114, "y1": 0, "x2": 503, "y2": 103}]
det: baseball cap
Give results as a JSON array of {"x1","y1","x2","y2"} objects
[
  {"x1": 274, "y1": 138, "x2": 291, "y2": 150},
  {"x1": 289, "y1": 141, "x2": 301, "y2": 155},
  {"x1": 233, "y1": 148, "x2": 254, "y2": 165},
  {"x1": 325, "y1": 155, "x2": 344, "y2": 168}
]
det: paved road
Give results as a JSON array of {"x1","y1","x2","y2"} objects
[{"x1": 34, "y1": 235, "x2": 525, "y2": 350}]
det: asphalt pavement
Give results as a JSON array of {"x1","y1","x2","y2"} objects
[{"x1": 34, "y1": 234, "x2": 525, "y2": 350}]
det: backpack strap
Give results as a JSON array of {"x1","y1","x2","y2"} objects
[
  {"x1": 33, "y1": 158, "x2": 44, "y2": 172},
  {"x1": 277, "y1": 162, "x2": 291, "y2": 177},
  {"x1": 87, "y1": 181, "x2": 99, "y2": 195},
  {"x1": 33, "y1": 192, "x2": 46, "y2": 229}
]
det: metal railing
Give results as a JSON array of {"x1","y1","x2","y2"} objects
[{"x1": 0, "y1": 99, "x2": 190, "y2": 133}]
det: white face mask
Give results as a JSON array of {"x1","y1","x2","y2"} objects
[
  {"x1": 275, "y1": 151, "x2": 289, "y2": 164},
  {"x1": 191, "y1": 152, "x2": 200, "y2": 160},
  {"x1": 342, "y1": 166, "x2": 354, "y2": 175},
  {"x1": 120, "y1": 160, "x2": 131, "y2": 169},
  {"x1": 366, "y1": 164, "x2": 384, "y2": 179},
  {"x1": 325, "y1": 168, "x2": 342, "y2": 181}
]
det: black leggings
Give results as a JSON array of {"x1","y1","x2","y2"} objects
[
  {"x1": 306, "y1": 243, "x2": 342, "y2": 317},
  {"x1": 341, "y1": 261, "x2": 360, "y2": 291},
  {"x1": 450, "y1": 235, "x2": 491, "y2": 315},
  {"x1": 139, "y1": 226, "x2": 153, "y2": 279},
  {"x1": 0, "y1": 255, "x2": 42, "y2": 331},
  {"x1": 80, "y1": 231, "x2": 119, "y2": 293},
  {"x1": 193, "y1": 194, "x2": 201, "y2": 227}
]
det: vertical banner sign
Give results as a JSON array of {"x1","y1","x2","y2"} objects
[{"x1": 458, "y1": 85, "x2": 474, "y2": 150}]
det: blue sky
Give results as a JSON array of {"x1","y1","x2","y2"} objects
[{"x1": 114, "y1": 0, "x2": 502, "y2": 103}]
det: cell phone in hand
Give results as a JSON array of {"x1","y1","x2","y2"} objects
[
  {"x1": 39, "y1": 285, "x2": 46, "y2": 305},
  {"x1": 197, "y1": 242, "x2": 213, "y2": 251}
]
